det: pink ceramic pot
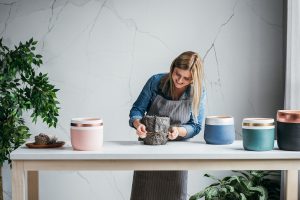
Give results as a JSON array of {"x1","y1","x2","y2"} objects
[{"x1": 70, "y1": 118, "x2": 103, "y2": 151}]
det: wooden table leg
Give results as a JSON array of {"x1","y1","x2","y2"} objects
[
  {"x1": 28, "y1": 171, "x2": 39, "y2": 200},
  {"x1": 12, "y1": 161, "x2": 25, "y2": 200},
  {"x1": 285, "y1": 170, "x2": 298, "y2": 200}
]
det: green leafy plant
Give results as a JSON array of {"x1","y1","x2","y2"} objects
[
  {"x1": 190, "y1": 170, "x2": 280, "y2": 200},
  {"x1": 0, "y1": 38, "x2": 60, "y2": 199}
]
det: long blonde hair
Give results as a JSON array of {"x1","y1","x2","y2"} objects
[{"x1": 161, "y1": 51, "x2": 204, "y2": 117}]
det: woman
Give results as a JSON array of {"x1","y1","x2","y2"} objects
[{"x1": 129, "y1": 51, "x2": 206, "y2": 200}]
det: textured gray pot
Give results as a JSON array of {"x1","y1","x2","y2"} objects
[{"x1": 141, "y1": 116, "x2": 170, "y2": 145}]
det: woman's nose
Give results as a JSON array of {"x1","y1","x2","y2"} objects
[{"x1": 177, "y1": 77, "x2": 184, "y2": 83}]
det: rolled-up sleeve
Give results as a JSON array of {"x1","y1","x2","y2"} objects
[
  {"x1": 129, "y1": 76, "x2": 157, "y2": 127},
  {"x1": 181, "y1": 88, "x2": 206, "y2": 139}
]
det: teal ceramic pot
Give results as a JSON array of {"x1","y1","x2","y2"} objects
[
  {"x1": 204, "y1": 116, "x2": 235, "y2": 145},
  {"x1": 242, "y1": 118, "x2": 275, "y2": 151}
]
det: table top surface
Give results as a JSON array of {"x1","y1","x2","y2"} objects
[{"x1": 10, "y1": 140, "x2": 300, "y2": 160}]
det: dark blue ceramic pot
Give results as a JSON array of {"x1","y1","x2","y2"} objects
[{"x1": 277, "y1": 110, "x2": 300, "y2": 151}]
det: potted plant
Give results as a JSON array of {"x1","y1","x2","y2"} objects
[
  {"x1": 0, "y1": 38, "x2": 60, "y2": 200},
  {"x1": 190, "y1": 170, "x2": 280, "y2": 200}
]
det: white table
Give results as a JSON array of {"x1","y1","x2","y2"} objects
[{"x1": 10, "y1": 140, "x2": 300, "y2": 200}]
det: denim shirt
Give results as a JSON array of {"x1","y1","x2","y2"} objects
[{"x1": 129, "y1": 73, "x2": 206, "y2": 139}]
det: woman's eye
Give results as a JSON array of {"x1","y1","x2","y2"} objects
[{"x1": 175, "y1": 71, "x2": 191, "y2": 81}]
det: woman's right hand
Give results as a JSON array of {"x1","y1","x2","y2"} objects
[
  {"x1": 133, "y1": 119, "x2": 147, "y2": 138},
  {"x1": 136, "y1": 124, "x2": 147, "y2": 138}
]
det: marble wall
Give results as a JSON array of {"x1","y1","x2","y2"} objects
[{"x1": 1, "y1": 0, "x2": 284, "y2": 199}]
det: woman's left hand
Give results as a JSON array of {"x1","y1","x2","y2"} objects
[{"x1": 168, "y1": 127, "x2": 179, "y2": 140}]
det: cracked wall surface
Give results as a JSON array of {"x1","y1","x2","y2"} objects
[{"x1": 1, "y1": 0, "x2": 284, "y2": 199}]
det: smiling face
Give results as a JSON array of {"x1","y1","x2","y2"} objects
[
  {"x1": 164, "y1": 51, "x2": 203, "y2": 117},
  {"x1": 171, "y1": 67, "x2": 193, "y2": 89}
]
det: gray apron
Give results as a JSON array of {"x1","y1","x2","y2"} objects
[{"x1": 130, "y1": 94, "x2": 191, "y2": 200}]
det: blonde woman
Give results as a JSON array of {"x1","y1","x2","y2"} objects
[{"x1": 129, "y1": 51, "x2": 206, "y2": 200}]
